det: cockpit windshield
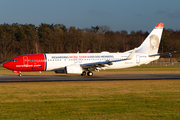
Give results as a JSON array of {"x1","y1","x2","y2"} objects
[{"x1": 10, "y1": 59, "x2": 17, "y2": 62}]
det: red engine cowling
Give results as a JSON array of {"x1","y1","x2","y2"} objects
[{"x1": 65, "y1": 64, "x2": 83, "y2": 74}]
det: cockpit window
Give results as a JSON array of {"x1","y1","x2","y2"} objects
[{"x1": 10, "y1": 59, "x2": 17, "y2": 62}]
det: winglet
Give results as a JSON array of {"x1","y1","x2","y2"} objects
[
  {"x1": 126, "y1": 48, "x2": 137, "y2": 60},
  {"x1": 87, "y1": 49, "x2": 91, "y2": 53}
]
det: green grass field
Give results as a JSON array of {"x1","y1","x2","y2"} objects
[
  {"x1": 0, "y1": 80, "x2": 180, "y2": 119},
  {"x1": 0, "y1": 65, "x2": 180, "y2": 119}
]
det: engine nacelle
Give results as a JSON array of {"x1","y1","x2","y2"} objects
[
  {"x1": 55, "y1": 70, "x2": 65, "y2": 73},
  {"x1": 65, "y1": 64, "x2": 83, "y2": 74}
]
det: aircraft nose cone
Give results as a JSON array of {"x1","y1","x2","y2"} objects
[{"x1": 3, "y1": 62, "x2": 9, "y2": 69}]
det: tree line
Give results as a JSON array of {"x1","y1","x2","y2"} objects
[{"x1": 0, "y1": 23, "x2": 180, "y2": 63}]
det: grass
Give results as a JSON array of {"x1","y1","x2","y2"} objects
[
  {"x1": 0, "y1": 80, "x2": 180, "y2": 119},
  {"x1": 1, "y1": 65, "x2": 180, "y2": 119}
]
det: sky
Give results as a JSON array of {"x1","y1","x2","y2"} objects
[{"x1": 0, "y1": 0, "x2": 180, "y2": 32}]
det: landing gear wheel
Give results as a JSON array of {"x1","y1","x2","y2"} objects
[
  {"x1": 87, "y1": 71, "x2": 93, "y2": 76},
  {"x1": 81, "y1": 71, "x2": 86, "y2": 76},
  {"x1": 18, "y1": 73, "x2": 22, "y2": 77}
]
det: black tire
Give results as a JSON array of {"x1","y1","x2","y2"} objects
[
  {"x1": 87, "y1": 71, "x2": 93, "y2": 76},
  {"x1": 81, "y1": 71, "x2": 86, "y2": 76},
  {"x1": 19, "y1": 73, "x2": 22, "y2": 77}
]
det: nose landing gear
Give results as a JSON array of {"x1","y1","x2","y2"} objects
[
  {"x1": 18, "y1": 73, "x2": 22, "y2": 77},
  {"x1": 13, "y1": 71, "x2": 22, "y2": 77}
]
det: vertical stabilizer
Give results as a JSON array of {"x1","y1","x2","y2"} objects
[{"x1": 136, "y1": 23, "x2": 164, "y2": 54}]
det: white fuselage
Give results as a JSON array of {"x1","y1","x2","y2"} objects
[{"x1": 45, "y1": 53, "x2": 159, "y2": 71}]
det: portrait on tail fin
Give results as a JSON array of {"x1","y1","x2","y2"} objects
[{"x1": 149, "y1": 34, "x2": 160, "y2": 54}]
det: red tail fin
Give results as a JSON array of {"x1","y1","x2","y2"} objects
[
  {"x1": 87, "y1": 49, "x2": 91, "y2": 53},
  {"x1": 156, "y1": 23, "x2": 164, "y2": 28}
]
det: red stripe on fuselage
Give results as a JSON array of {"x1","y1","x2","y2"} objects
[{"x1": 3, "y1": 54, "x2": 46, "y2": 71}]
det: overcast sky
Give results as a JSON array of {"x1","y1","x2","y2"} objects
[{"x1": 0, "y1": 0, "x2": 180, "y2": 32}]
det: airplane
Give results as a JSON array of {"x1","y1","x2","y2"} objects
[{"x1": 3, "y1": 23, "x2": 164, "y2": 77}]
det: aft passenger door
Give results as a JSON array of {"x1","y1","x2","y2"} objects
[{"x1": 136, "y1": 55, "x2": 140, "y2": 64}]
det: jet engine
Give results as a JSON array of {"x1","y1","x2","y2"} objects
[
  {"x1": 65, "y1": 64, "x2": 83, "y2": 74},
  {"x1": 55, "y1": 70, "x2": 64, "y2": 73}
]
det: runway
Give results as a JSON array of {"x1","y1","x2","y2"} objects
[{"x1": 0, "y1": 74, "x2": 180, "y2": 82}]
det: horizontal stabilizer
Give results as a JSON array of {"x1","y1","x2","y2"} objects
[{"x1": 149, "y1": 51, "x2": 177, "y2": 57}]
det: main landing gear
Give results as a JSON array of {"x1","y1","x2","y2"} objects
[{"x1": 81, "y1": 71, "x2": 93, "y2": 76}]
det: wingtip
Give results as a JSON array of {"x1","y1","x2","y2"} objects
[{"x1": 156, "y1": 23, "x2": 164, "y2": 28}]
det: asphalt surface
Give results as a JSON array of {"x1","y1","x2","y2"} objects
[{"x1": 0, "y1": 74, "x2": 180, "y2": 82}]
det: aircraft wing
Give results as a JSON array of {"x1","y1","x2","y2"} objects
[
  {"x1": 81, "y1": 48, "x2": 137, "y2": 70},
  {"x1": 81, "y1": 60, "x2": 112, "y2": 69}
]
